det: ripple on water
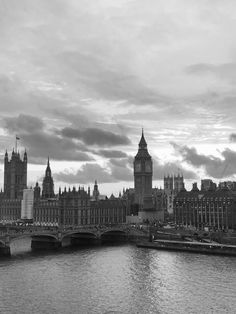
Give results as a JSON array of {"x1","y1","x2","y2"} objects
[{"x1": 0, "y1": 241, "x2": 236, "y2": 314}]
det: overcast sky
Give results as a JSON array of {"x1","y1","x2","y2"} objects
[{"x1": 1, "y1": 0, "x2": 236, "y2": 195}]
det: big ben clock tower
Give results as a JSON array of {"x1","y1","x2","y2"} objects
[{"x1": 134, "y1": 129, "x2": 153, "y2": 208}]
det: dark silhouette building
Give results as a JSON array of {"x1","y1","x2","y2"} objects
[
  {"x1": 134, "y1": 129, "x2": 153, "y2": 207},
  {"x1": 129, "y1": 130, "x2": 164, "y2": 223},
  {"x1": 42, "y1": 157, "x2": 55, "y2": 199},
  {"x1": 34, "y1": 182, "x2": 41, "y2": 200},
  {"x1": 92, "y1": 180, "x2": 100, "y2": 201},
  {"x1": 59, "y1": 186, "x2": 90, "y2": 226},
  {"x1": 201, "y1": 179, "x2": 216, "y2": 191},
  {"x1": 164, "y1": 174, "x2": 185, "y2": 214},
  {"x1": 4, "y1": 149, "x2": 27, "y2": 199}
]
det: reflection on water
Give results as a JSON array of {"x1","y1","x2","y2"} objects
[{"x1": 0, "y1": 238, "x2": 236, "y2": 314}]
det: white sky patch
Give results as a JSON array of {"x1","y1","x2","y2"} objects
[{"x1": 29, "y1": 80, "x2": 64, "y2": 92}]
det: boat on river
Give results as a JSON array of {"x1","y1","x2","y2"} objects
[{"x1": 137, "y1": 239, "x2": 236, "y2": 256}]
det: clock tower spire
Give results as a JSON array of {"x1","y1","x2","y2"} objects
[{"x1": 134, "y1": 129, "x2": 153, "y2": 207}]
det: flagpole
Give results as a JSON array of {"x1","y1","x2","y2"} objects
[{"x1": 15, "y1": 135, "x2": 20, "y2": 152}]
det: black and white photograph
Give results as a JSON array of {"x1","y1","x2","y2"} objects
[{"x1": 0, "y1": 1, "x2": 236, "y2": 313}]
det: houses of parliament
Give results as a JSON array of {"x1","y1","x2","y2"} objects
[
  {"x1": 1, "y1": 131, "x2": 235, "y2": 230},
  {"x1": 0, "y1": 131, "x2": 166, "y2": 226}
]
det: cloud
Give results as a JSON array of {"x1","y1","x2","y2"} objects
[
  {"x1": 2, "y1": 0, "x2": 236, "y2": 192},
  {"x1": 54, "y1": 163, "x2": 114, "y2": 184},
  {"x1": 109, "y1": 157, "x2": 132, "y2": 168},
  {"x1": 0, "y1": 74, "x2": 70, "y2": 117},
  {"x1": 55, "y1": 156, "x2": 134, "y2": 185},
  {"x1": 97, "y1": 150, "x2": 128, "y2": 158},
  {"x1": 229, "y1": 133, "x2": 236, "y2": 142},
  {"x1": 61, "y1": 127, "x2": 131, "y2": 146},
  {"x1": 152, "y1": 158, "x2": 197, "y2": 180},
  {"x1": 171, "y1": 142, "x2": 211, "y2": 167},
  {"x1": 22, "y1": 132, "x2": 93, "y2": 164},
  {"x1": 109, "y1": 157, "x2": 133, "y2": 181},
  {"x1": 172, "y1": 142, "x2": 236, "y2": 178},
  {"x1": 186, "y1": 63, "x2": 236, "y2": 83},
  {"x1": 54, "y1": 154, "x2": 196, "y2": 186},
  {"x1": 2, "y1": 114, "x2": 93, "y2": 164},
  {"x1": 1, "y1": 114, "x2": 131, "y2": 165},
  {"x1": 110, "y1": 163, "x2": 133, "y2": 182},
  {"x1": 3, "y1": 114, "x2": 44, "y2": 133}
]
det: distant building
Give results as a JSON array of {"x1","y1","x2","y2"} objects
[
  {"x1": 34, "y1": 198, "x2": 59, "y2": 226},
  {"x1": 201, "y1": 179, "x2": 216, "y2": 191},
  {"x1": 21, "y1": 189, "x2": 34, "y2": 221},
  {"x1": 218, "y1": 181, "x2": 236, "y2": 191},
  {"x1": 164, "y1": 175, "x2": 174, "y2": 214},
  {"x1": 42, "y1": 157, "x2": 55, "y2": 199},
  {"x1": 164, "y1": 174, "x2": 185, "y2": 214},
  {"x1": 34, "y1": 182, "x2": 41, "y2": 200},
  {"x1": 33, "y1": 180, "x2": 130, "y2": 227},
  {"x1": 4, "y1": 149, "x2": 27, "y2": 199},
  {"x1": 152, "y1": 187, "x2": 167, "y2": 215},
  {"x1": 90, "y1": 198, "x2": 129, "y2": 225},
  {"x1": 92, "y1": 180, "x2": 100, "y2": 201},
  {"x1": 59, "y1": 186, "x2": 91, "y2": 226},
  {"x1": 174, "y1": 182, "x2": 236, "y2": 230},
  {"x1": 174, "y1": 174, "x2": 185, "y2": 191},
  {"x1": 0, "y1": 199, "x2": 21, "y2": 222},
  {"x1": 0, "y1": 148, "x2": 27, "y2": 222}
]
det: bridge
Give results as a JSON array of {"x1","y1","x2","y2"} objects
[{"x1": 0, "y1": 225, "x2": 148, "y2": 256}]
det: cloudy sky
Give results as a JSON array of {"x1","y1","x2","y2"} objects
[{"x1": 1, "y1": 0, "x2": 236, "y2": 195}]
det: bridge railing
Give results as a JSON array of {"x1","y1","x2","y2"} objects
[{"x1": 0, "y1": 223, "x2": 147, "y2": 239}]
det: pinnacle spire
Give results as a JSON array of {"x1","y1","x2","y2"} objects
[
  {"x1": 45, "y1": 156, "x2": 51, "y2": 177},
  {"x1": 135, "y1": 128, "x2": 151, "y2": 159},
  {"x1": 139, "y1": 128, "x2": 147, "y2": 149}
]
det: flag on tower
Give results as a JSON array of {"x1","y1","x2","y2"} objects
[{"x1": 16, "y1": 136, "x2": 20, "y2": 140}]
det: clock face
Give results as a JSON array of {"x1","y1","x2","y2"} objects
[
  {"x1": 135, "y1": 162, "x2": 141, "y2": 172},
  {"x1": 145, "y1": 161, "x2": 152, "y2": 172}
]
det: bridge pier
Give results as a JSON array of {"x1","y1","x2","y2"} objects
[
  {"x1": 0, "y1": 235, "x2": 11, "y2": 257},
  {"x1": 0, "y1": 245, "x2": 11, "y2": 257}
]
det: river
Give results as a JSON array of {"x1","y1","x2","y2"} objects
[{"x1": 0, "y1": 238, "x2": 235, "y2": 314}]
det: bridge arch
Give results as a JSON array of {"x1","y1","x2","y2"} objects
[
  {"x1": 31, "y1": 234, "x2": 59, "y2": 241},
  {"x1": 62, "y1": 231, "x2": 97, "y2": 240},
  {"x1": 62, "y1": 231, "x2": 98, "y2": 245},
  {"x1": 100, "y1": 229, "x2": 128, "y2": 242},
  {"x1": 31, "y1": 234, "x2": 61, "y2": 250},
  {"x1": 9, "y1": 234, "x2": 34, "y2": 243}
]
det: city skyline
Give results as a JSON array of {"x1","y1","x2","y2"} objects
[{"x1": 1, "y1": 1, "x2": 236, "y2": 195}]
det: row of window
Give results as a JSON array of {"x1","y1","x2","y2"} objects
[{"x1": 176, "y1": 197, "x2": 232, "y2": 202}]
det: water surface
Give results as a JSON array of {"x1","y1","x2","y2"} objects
[{"x1": 0, "y1": 238, "x2": 235, "y2": 314}]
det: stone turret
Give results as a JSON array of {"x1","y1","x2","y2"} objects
[{"x1": 42, "y1": 157, "x2": 55, "y2": 199}]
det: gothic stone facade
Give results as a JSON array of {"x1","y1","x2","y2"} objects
[
  {"x1": 4, "y1": 150, "x2": 27, "y2": 199},
  {"x1": 174, "y1": 186, "x2": 236, "y2": 230}
]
